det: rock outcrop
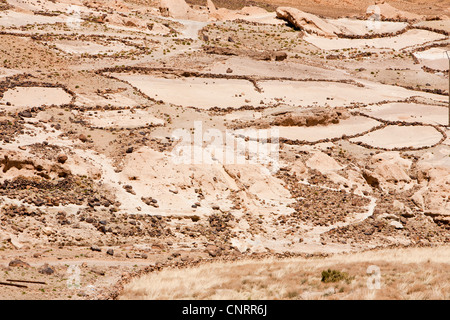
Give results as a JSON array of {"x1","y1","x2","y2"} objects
[
  {"x1": 415, "y1": 152, "x2": 450, "y2": 223},
  {"x1": 276, "y1": 7, "x2": 340, "y2": 38},
  {"x1": 159, "y1": 0, "x2": 191, "y2": 19}
]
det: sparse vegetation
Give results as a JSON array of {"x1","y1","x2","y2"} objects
[{"x1": 321, "y1": 269, "x2": 351, "y2": 283}]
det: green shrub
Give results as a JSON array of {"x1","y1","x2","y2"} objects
[{"x1": 321, "y1": 269, "x2": 351, "y2": 283}]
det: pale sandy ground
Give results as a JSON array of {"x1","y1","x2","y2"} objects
[
  {"x1": 257, "y1": 80, "x2": 443, "y2": 107},
  {"x1": 203, "y1": 56, "x2": 352, "y2": 80},
  {"x1": 0, "y1": 67, "x2": 20, "y2": 79},
  {"x1": 0, "y1": 10, "x2": 66, "y2": 27},
  {"x1": 74, "y1": 93, "x2": 140, "y2": 108},
  {"x1": 113, "y1": 74, "x2": 262, "y2": 109},
  {"x1": 114, "y1": 74, "x2": 446, "y2": 110},
  {"x1": 413, "y1": 48, "x2": 449, "y2": 72},
  {"x1": 6, "y1": 0, "x2": 88, "y2": 13},
  {"x1": 105, "y1": 22, "x2": 172, "y2": 36},
  {"x1": 117, "y1": 146, "x2": 294, "y2": 216},
  {"x1": 414, "y1": 19, "x2": 450, "y2": 34},
  {"x1": 350, "y1": 125, "x2": 444, "y2": 149},
  {"x1": 237, "y1": 12, "x2": 284, "y2": 25},
  {"x1": 0, "y1": 87, "x2": 72, "y2": 110},
  {"x1": 326, "y1": 18, "x2": 408, "y2": 36},
  {"x1": 361, "y1": 103, "x2": 448, "y2": 126},
  {"x1": 235, "y1": 116, "x2": 381, "y2": 143},
  {"x1": 53, "y1": 40, "x2": 134, "y2": 56},
  {"x1": 82, "y1": 109, "x2": 164, "y2": 128}
]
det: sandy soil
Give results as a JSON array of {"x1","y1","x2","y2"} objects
[
  {"x1": 83, "y1": 109, "x2": 164, "y2": 128},
  {"x1": 413, "y1": 48, "x2": 449, "y2": 72},
  {"x1": 0, "y1": 87, "x2": 73, "y2": 110},
  {"x1": 304, "y1": 29, "x2": 447, "y2": 51},
  {"x1": 235, "y1": 116, "x2": 381, "y2": 143},
  {"x1": 350, "y1": 125, "x2": 444, "y2": 150},
  {"x1": 113, "y1": 74, "x2": 262, "y2": 109},
  {"x1": 361, "y1": 102, "x2": 448, "y2": 126}
]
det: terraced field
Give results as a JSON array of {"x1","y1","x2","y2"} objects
[{"x1": 0, "y1": 0, "x2": 448, "y2": 300}]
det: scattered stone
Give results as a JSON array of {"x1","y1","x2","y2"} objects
[
  {"x1": 42, "y1": 227, "x2": 54, "y2": 236},
  {"x1": 39, "y1": 264, "x2": 55, "y2": 275},
  {"x1": 276, "y1": 7, "x2": 339, "y2": 37},
  {"x1": 85, "y1": 217, "x2": 95, "y2": 223},
  {"x1": 78, "y1": 134, "x2": 88, "y2": 142},
  {"x1": 57, "y1": 154, "x2": 68, "y2": 164},
  {"x1": 9, "y1": 259, "x2": 30, "y2": 268},
  {"x1": 123, "y1": 185, "x2": 136, "y2": 195},
  {"x1": 363, "y1": 170, "x2": 380, "y2": 188},
  {"x1": 205, "y1": 245, "x2": 221, "y2": 257},
  {"x1": 9, "y1": 237, "x2": 23, "y2": 249},
  {"x1": 274, "y1": 51, "x2": 288, "y2": 61},
  {"x1": 379, "y1": 213, "x2": 400, "y2": 221},
  {"x1": 91, "y1": 267, "x2": 105, "y2": 276},
  {"x1": 19, "y1": 111, "x2": 32, "y2": 118},
  {"x1": 389, "y1": 220, "x2": 404, "y2": 229},
  {"x1": 401, "y1": 209, "x2": 415, "y2": 218},
  {"x1": 90, "y1": 245, "x2": 101, "y2": 252}
]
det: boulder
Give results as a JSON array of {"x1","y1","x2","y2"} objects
[
  {"x1": 306, "y1": 151, "x2": 343, "y2": 174},
  {"x1": 373, "y1": 161, "x2": 411, "y2": 183},
  {"x1": 411, "y1": 190, "x2": 425, "y2": 211},
  {"x1": 414, "y1": 153, "x2": 450, "y2": 214},
  {"x1": 90, "y1": 245, "x2": 101, "y2": 252},
  {"x1": 362, "y1": 170, "x2": 380, "y2": 188},
  {"x1": 274, "y1": 51, "x2": 288, "y2": 61},
  {"x1": 19, "y1": 111, "x2": 32, "y2": 118},
  {"x1": 370, "y1": 152, "x2": 412, "y2": 183},
  {"x1": 389, "y1": 220, "x2": 404, "y2": 229},
  {"x1": 9, "y1": 236, "x2": 23, "y2": 250},
  {"x1": 57, "y1": 154, "x2": 68, "y2": 164}
]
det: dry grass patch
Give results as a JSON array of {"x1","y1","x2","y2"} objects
[{"x1": 119, "y1": 246, "x2": 450, "y2": 300}]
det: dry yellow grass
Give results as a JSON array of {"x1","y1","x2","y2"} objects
[{"x1": 119, "y1": 246, "x2": 450, "y2": 300}]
